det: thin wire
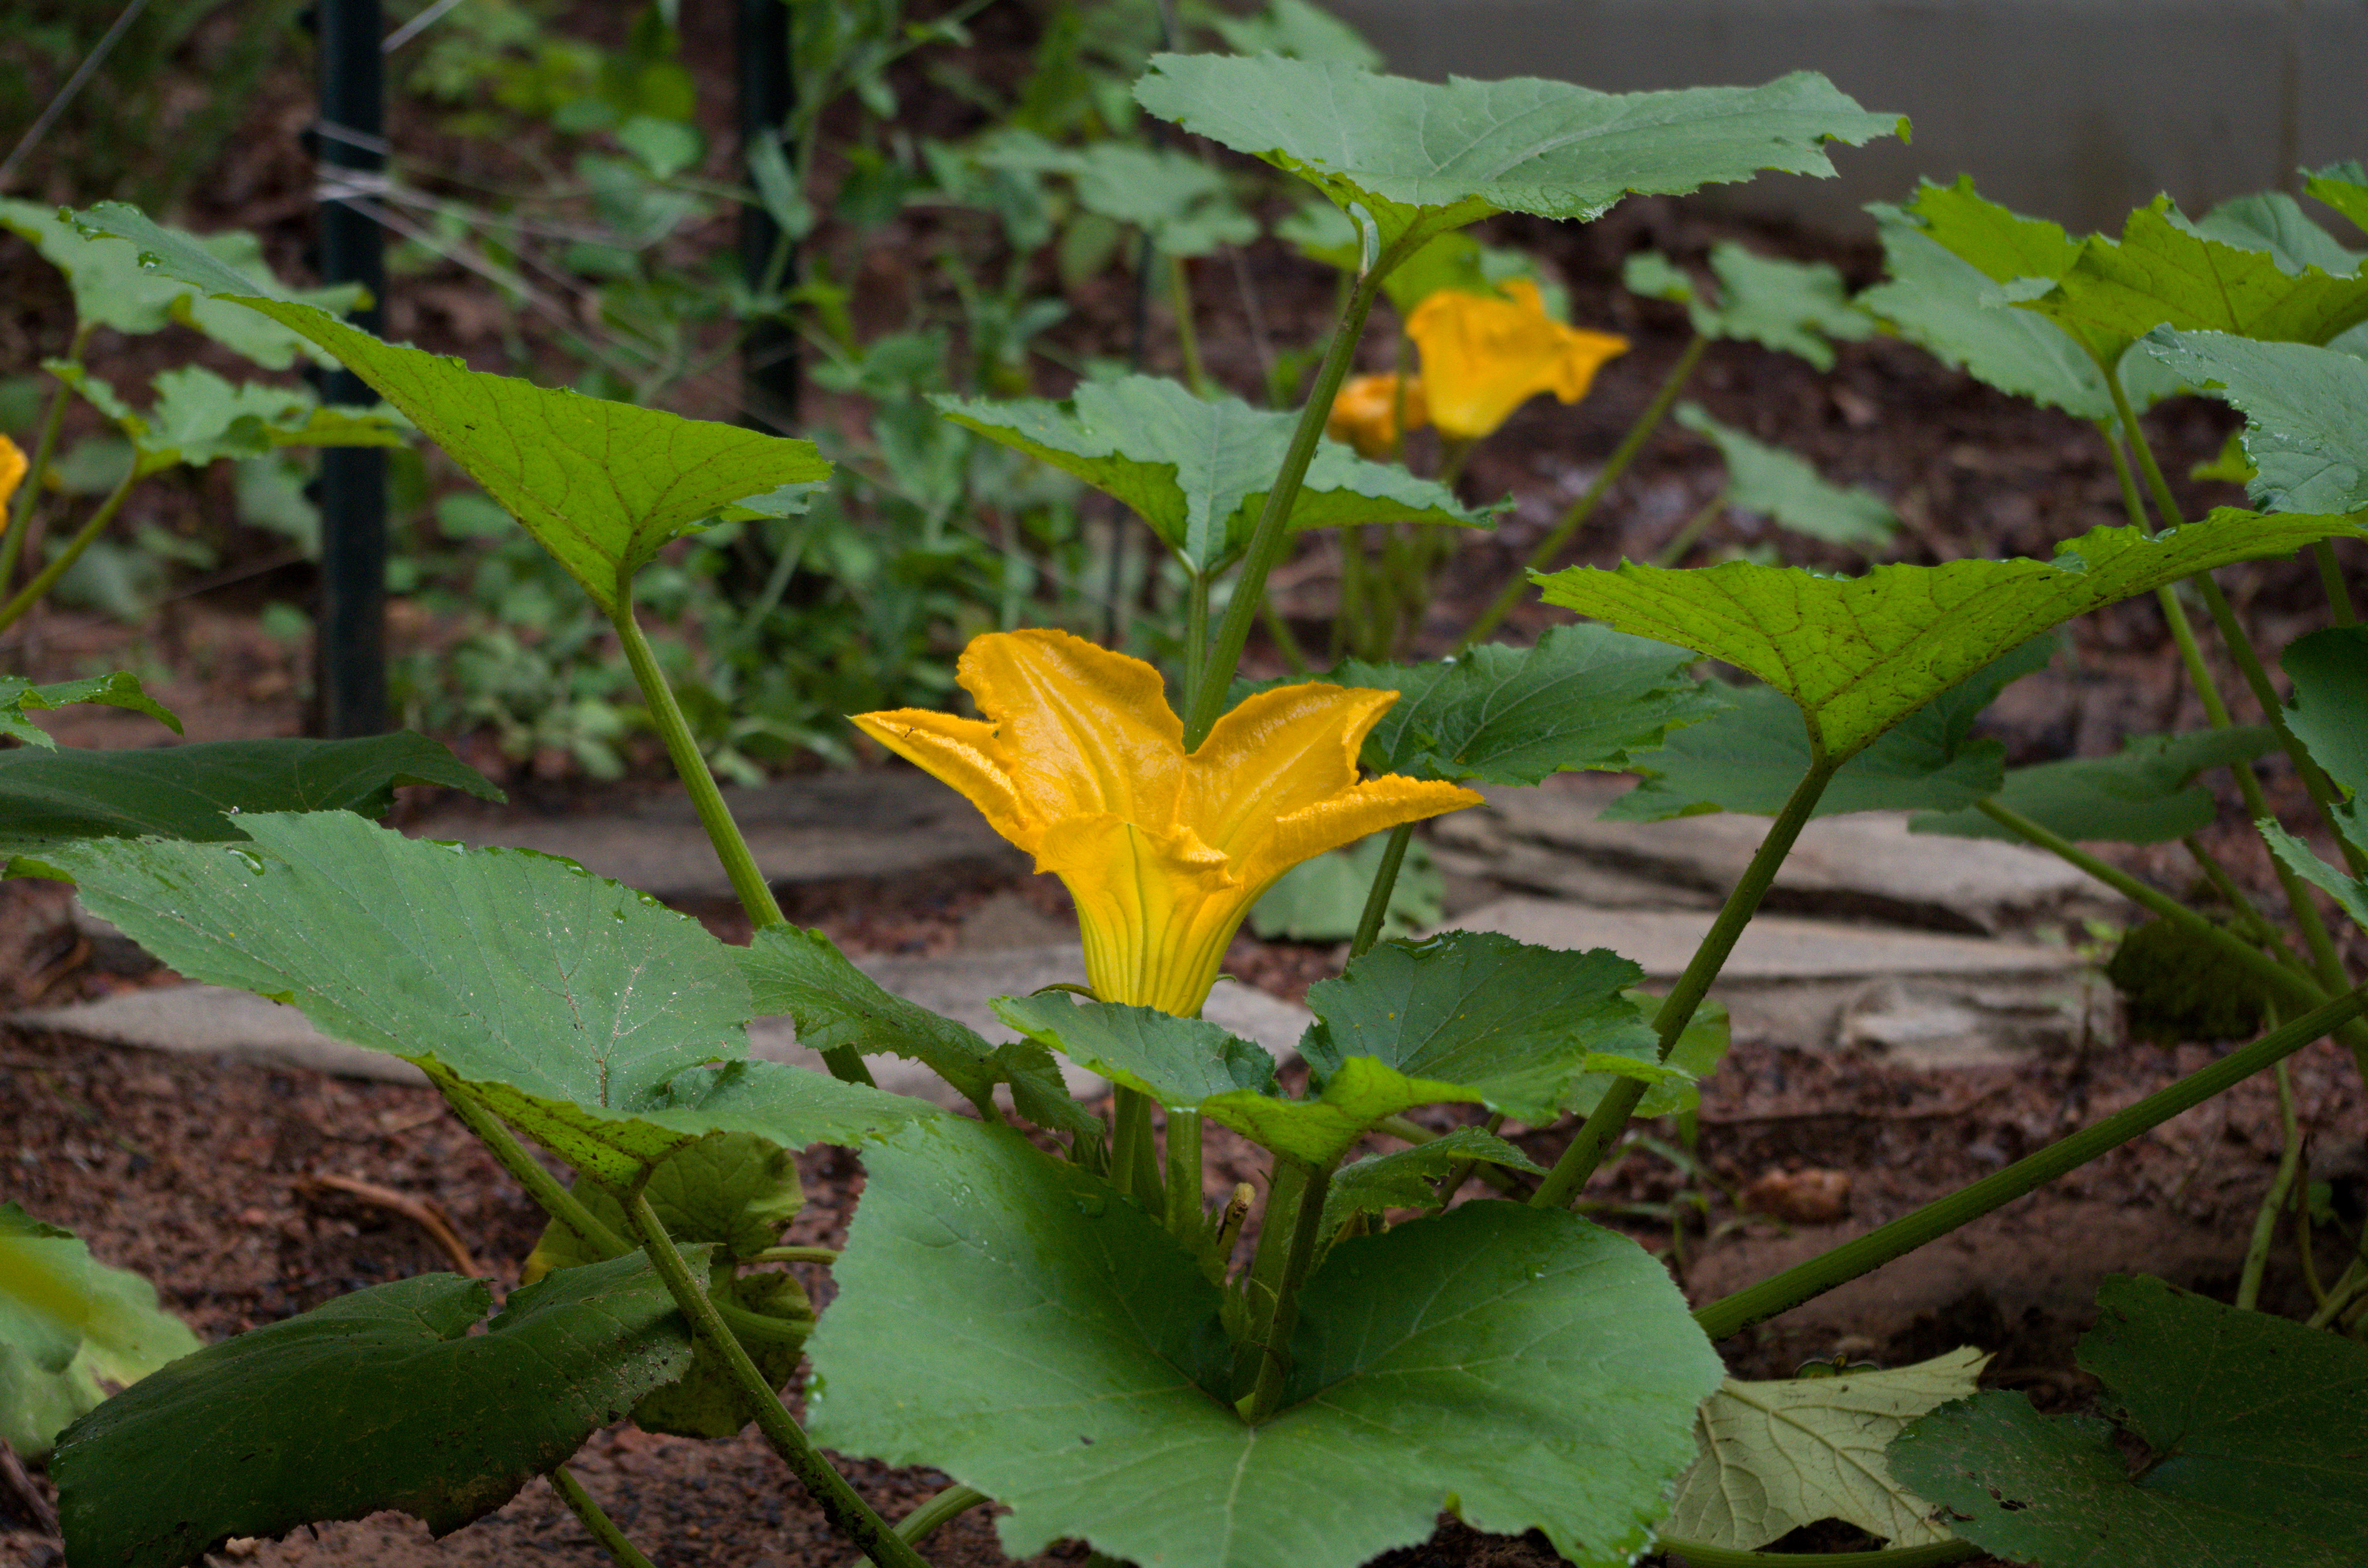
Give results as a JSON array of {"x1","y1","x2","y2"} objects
[
  {"x1": 0, "y1": 0, "x2": 156, "y2": 192},
  {"x1": 383, "y1": 0, "x2": 472, "y2": 54}
]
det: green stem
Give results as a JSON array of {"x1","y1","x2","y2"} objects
[
  {"x1": 609, "y1": 593, "x2": 872, "y2": 1085},
  {"x1": 1693, "y1": 985, "x2": 2367, "y2": 1340},
  {"x1": 620, "y1": 1189, "x2": 930, "y2": 1568},
  {"x1": 1165, "y1": 1108, "x2": 1204, "y2": 1239},
  {"x1": 1109, "y1": 1086, "x2": 1160, "y2": 1207},
  {"x1": 1235, "y1": 1153, "x2": 1334, "y2": 1424},
  {"x1": 1, "y1": 337, "x2": 83, "y2": 598},
  {"x1": 746, "y1": 1245, "x2": 839, "y2": 1265},
  {"x1": 1649, "y1": 488, "x2": 1729, "y2": 570},
  {"x1": 1170, "y1": 254, "x2": 1211, "y2": 399},
  {"x1": 2313, "y1": 540, "x2": 2356, "y2": 627},
  {"x1": 862, "y1": 1484, "x2": 990, "y2": 1567},
  {"x1": 1348, "y1": 823, "x2": 1416, "y2": 959},
  {"x1": 1531, "y1": 758, "x2": 1839, "y2": 1210},
  {"x1": 1459, "y1": 331, "x2": 1708, "y2": 650},
  {"x1": 436, "y1": 1078, "x2": 632, "y2": 1257},
  {"x1": 2308, "y1": 1258, "x2": 2368, "y2": 1330},
  {"x1": 0, "y1": 466, "x2": 137, "y2": 637},
  {"x1": 1652, "y1": 1537, "x2": 1979, "y2": 1568},
  {"x1": 2237, "y1": 1061, "x2": 2302, "y2": 1311},
  {"x1": 1183, "y1": 260, "x2": 1396, "y2": 747},
  {"x1": 1181, "y1": 571, "x2": 1211, "y2": 721},
  {"x1": 1260, "y1": 591, "x2": 1310, "y2": 674},
  {"x1": 550, "y1": 1466, "x2": 658, "y2": 1568},
  {"x1": 2182, "y1": 834, "x2": 2286, "y2": 947}
]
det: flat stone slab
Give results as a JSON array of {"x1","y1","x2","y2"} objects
[
  {"x1": 1444, "y1": 896, "x2": 2104, "y2": 1066},
  {"x1": 13, "y1": 947, "x2": 1314, "y2": 1109},
  {"x1": 1435, "y1": 777, "x2": 2107, "y2": 935},
  {"x1": 406, "y1": 769, "x2": 1022, "y2": 901}
]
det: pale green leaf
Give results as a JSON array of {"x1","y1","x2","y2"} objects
[
  {"x1": 2143, "y1": 328, "x2": 2368, "y2": 513},
  {"x1": 1249, "y1": 834, "x2": 1442, "y2": 943},
  {"x1": 2261, "y1": 820, "x2": 2368, "y2": 929},
  {"x1": 50, "y1": 364, "x2": 403, "y2": 477},
  {"x1": 1209, "y1": 0, "x2": 1384, "y2": 69},
  {"x1": 1664, "y1": 1348, "x2": 1988, "y2": 1551},
  {"x1": 1888, "y1": 1275, "x2": 2368, "y2": 1568},
  {"x1": 1536, "y1": 513, "x2": 2365, "y2": 763},
  {"x1": 1561, "y1": 995, "x2": 1729, "y2": 1120},
  {"x1": 991, "y1": 994, "x2": 1278, "y2": 1106},
  {"x1": 2304, "y1": 161, "x2": 2368, "y2": 238},
  {"x1": 1631, "y1": 244, "x2": 1870, "y2": 370},
  {"x1": 1069, "y1": 144, "x2": 1256, "y2": 257},
  {"x1": 1912, "y1": 726, "x2": 2277, "y2": 844},
  {"x1": 935, "y1": 376, "x2": 1489, "y2": 575},
  {"x1": 1134, "y1": 56, "x2": 1902, "y2": 255},
  {"x1": 805, "y1": 1115, "x2": 1723, "y2": 1568},
  {"x1": 2192, "y1": 190, "x2": 2365, "y2": 276},
  {"x1": 1675, "y1": 403, "x2": 1897, "y2": 550},
  {"x1": 0, "y1": 672, "x2": 179, "y2": 750},
  {"x1": 71, "y1": 204, "x2": 830, "y2": 614}
]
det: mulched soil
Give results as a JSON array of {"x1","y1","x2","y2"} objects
[{"x1": 7, "y1": 3, "x2": 2368, "y2": 1565}]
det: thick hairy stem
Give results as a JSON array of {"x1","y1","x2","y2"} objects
[
  {"x1": 550, "y1": 1466, "x2": 659, "y2": 1568},
  {"x1": 610, "y1": 594, "x2": 871, "y2": 1085},
  {"x1": 436, "y1": 1078, "x2": 631, "y2": 1257},
  {"x1": 2312, "y1": 540, "x2": 2356, "y2": 627},
  {"x1": 1459, "y1": 331, "x2": 1708, "y2": 650},
  {"x1": 859, "y1": 1485, "x2": 991, "y2": 1568},
  {"x1": 1694, "y1": 987, "x2": 2366, "y2": 1340},
  {"x1": 1165, "y1": 1108, "x2": 1205, "y2": 1240},
  {"x1": 1235, "y1": 1154, "x2": 1334, "y2": 1423},
  {"x1": 620, "y1": 1190, "x2": 931, "y2": 1568},
  {"x1": 1531, "y1": 759, "x2": 1837, "y2": 1209}
]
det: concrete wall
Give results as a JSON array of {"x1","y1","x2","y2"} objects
[{"x1": 1323, "y1": 0, "x2": 2368, "y2": 235}]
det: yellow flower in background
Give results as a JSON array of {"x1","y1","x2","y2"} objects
[
  {"x1": 1404, "y1": 280, "x2": 1629, "y2": 440},
  {"x1": 854, "y1": 630, "x2": 1479, "y2": 1017},
  {"x1": 1326, "y1": 373, "x2": 1428, "y2": 459},
  {"x1": 0, "y1": 436, "x2": 25, "y2": 525}
]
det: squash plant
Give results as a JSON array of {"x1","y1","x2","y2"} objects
[{"x1": 24, "y1": 53, "x2": 2368, "y2": 1568}]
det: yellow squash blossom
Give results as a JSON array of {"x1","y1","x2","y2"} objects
[
  {"x1": 0, "y1": 436, "x2": 24, "y2": 524},
  {"x1": 853, "y1": 630, "x2": 1479, "y2": 1017},
  {"x1": 1325, "y1": 372, "x2": 1428, "y2": 459},
  {"x1": 1404, "y1": 280, "x2": 1629, "y2": 439}
]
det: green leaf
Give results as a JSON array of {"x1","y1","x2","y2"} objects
[
  {"x1": 0, "y1": 672, "x2": 179, "y2": 749},
  {"x1": 1319, "y1": 1128, "x2": 1546, "y2": 1232},
  {"x1": 991, "y1": 994, "x2": 1278, "y2": 1105},
  {"x1": 1886, "y1": 1274, "x2": 2368, "y2": 1568},
  {"x1": 53, "y1": 1252, "x2": 700, "y2": 1567},
  {"x1": 70, "y1": 204, "x2": 831, "y2": 614},
  {"x1": 1249, "y1": 833, "x2": 1442, "y2": 943},
  {"x1": 1627, "y1": 244, "x2": 1870, "y2": 370},
  {"x1": 2304, "y1": 161, "x2": 2368, "y2": 238},
  {"x1": 1134, "y1": 55, "x2": 1902, "y2": 257},
  {"x1": 49, "y1": 364, "x2": 406, "y2": 477},
  {"x1": 934, "y1": 376, "x2": 1489, "y2": 576},
  {"x1": 0, "y1": 199, "x2": 363, "y2": 368},
  {"x1": 40, "y1": 812, "x2": 929, "y2": 1185},
  {"x1": 2282, "y1": 625, "x2": 2368, "y2": 800},
  {"x1": 1912, "y1": 726, "x2": 2277, "y2": 844},
  {"x1": 1068, "y1": 144, "x2": 1256, "y2": 258},
  {"x1": 1664, "y1": 1347, "x2": 1987, "y2": 1551},
  {"x1": 0, "y1": 733, "x2": 501, "y2": 861},
  {"x1": 1536, "y1": 514, "x2": 2365, "y2": 764},
  {"x1": 1604, "y1": 635, "x2": 2055, "y2": 820},
  {"x1": 1208, "y1": 0, "x2": 1384, "y2": 69},
  {"x1": 1303, "y1": 931, "x2": 1651, "y2": 1124},
  {"x1": 0, "y1": 1204, "x2": 201, "y2": 1462},
  {"x1": 2192, "y1": 190, "x2": 2365, "y2": 276},
  {"x1": 2018, "y1": 197, "x2": 2368, "y2": 370},
  {"x1": 1562, "y1": 995, "x2": 1729, "y2": 1119},
  {"x1": 1674, "y1": 403, "x2": 1898, "y2": 550},
  {"x1": 2261, "y1": 820, "x2": 2368, "y2": 929},
  {"x1": 1324, "y1": 624, "x2": 1725, "y2": 787},
  {"x1": 2144, "y1": 328, "x2": 2368, "y2": 513},
  {"x1": 806, "y1": 1115, "x2": 1723, "y2": 1568},
  {"x1": 740, "y1": 924, "x2": 1094, "y2": 1133}
]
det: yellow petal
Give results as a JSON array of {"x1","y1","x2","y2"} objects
[
  {"x1": 1037, "y1": 814, "x2": 1244, "y2": 1015},
  {"x1": 0, "y1": 436, "x2": 24, "y2": 524},
  {"x1": 957, "y1": 629, "x2": 1187, "y2": 829},
  {"x1": 1184, "y1": 681, "x2": 1398, "y2": 856},
  {"x1": 849, "y1": 708, "x2": 1039, "y2": 853},
  {"x1": 1245, "y1": 774, "x2": 1483, "y2": 889},
  {"x1": 1407, "y1": 281, "x2": 1630, "y2": 439}
]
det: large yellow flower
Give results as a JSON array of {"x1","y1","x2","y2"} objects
[
  {"x1": 853, "y1": 631, "x2": 1480, "y2": 1016},
  {"x1": 1326, "y1": 372, "x2": 1427, "y2": 459},
  {"x1": 1404, "y1": 280, "x2": 1629, "y2": 439}
]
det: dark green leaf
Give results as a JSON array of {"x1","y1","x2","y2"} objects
[
  {"x1": 71, "y1": 205, "x2": 830, "y2": 614},
  {"x1": 1134, "y1": 56, "x2": 1901, "y2": 256},
  {"x1": 1537, "y1": 514, "x2": 2363, "y2": 763},
  {"x1": 1886, "y1": 1274, "x2": 2368, "y2": 1568},
  {"x1": 2143, "y1": 329, "x2": 2368, "y2": 513},
  {"x1": 0, "y1": 733, "x2": 500, "y2": 860},
  {"x1": 1303, "y1": 931, "x2": 1652, "y2": 1123},
  {"x1": 2260, "y1": 820, "x2": 2368, "y2": 928},
  {"x1": 1319, "y1": 1128, "x2": 1545, "y2": 1232},
  {"x1": 991, "y1": 994, "x2": 1278, "y2": 1104},
  {"x1": 1329, "y1": 625, "x2": 1723, "y2": 787},
  {"x1": 2282, "y1": 625, "x2": 2368, "y2": 800},
  {"x1": 1912, "y1": 726, "x2": 2277, "y2": 844},
  {"x1": 806, "y1": 1115, "x2": 1723, "y2": 1568},
  {"x1": 1675, "y1": 403, "x2": 1898, "y2": 550},
  {"x1": 53, "y1": 1253, "x2": 699, "y2": 1567},
  {"x1": 0, "y1": 672, "x2": 179, "y2": 750},
  {"x1": 43, "y1": 813, "x2": 927, "y2": 1185},
  {"x1": 528, "y1": 1132, "x2": 805, "y2": 1277},
  {"x1": 934, "y1": 376, "x2": 1489, "y2": 576},
  {"x1": 741, "y1": 925, "x2": 1094, "y2": 1133},
  {"x1": 1561, "y1": 996, "x2": 1729, "y2": 1119}
]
